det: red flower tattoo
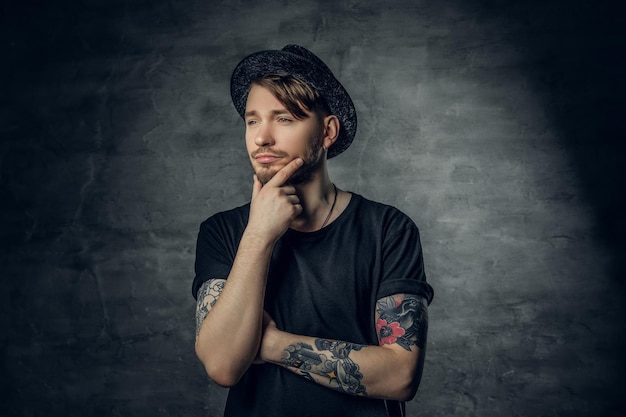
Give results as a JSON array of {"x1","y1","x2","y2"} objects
[{"x1": 376, "y1": 319, "x2": 406, "y2": 345}]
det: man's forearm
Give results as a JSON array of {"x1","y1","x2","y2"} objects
[
  {"x1": 195, "y1": 231, "x2": 274, "y2": 386},
  {"x1": 259, "y1": 329, "x2": 423, "y2": 401}
]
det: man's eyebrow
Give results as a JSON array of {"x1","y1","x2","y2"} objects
[{"x1": 244, "y1": 109, "x2": 292, "y2": 118}]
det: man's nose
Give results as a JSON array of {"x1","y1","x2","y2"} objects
[{"x1": 254, "y1": 124, "x2": 275, "y2": 147}]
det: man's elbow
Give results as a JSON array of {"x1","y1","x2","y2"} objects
[
  {"x1": 394, "y1": 378, "x2": 420, "y2": 402},
  {"x1": 195, "y1": 342, "x2": 243, "y2": 388},
  {"x1": 388, "y1": 354, "x2": 424, "y2": 401},
  {"x1": 386, "y1": 370, "x2": 420, "y2": 401},
  {"x1": 203, "y1": 365, "x2": 242, "y2": 388}
]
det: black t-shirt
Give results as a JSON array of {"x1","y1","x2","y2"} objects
[{"x1": 193, "y1": 193, "x2": 434, "y2": 417}]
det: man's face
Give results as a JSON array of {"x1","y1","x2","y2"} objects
[{"x1": 244, "y1": 84, "x2": 325, "y2": 185}]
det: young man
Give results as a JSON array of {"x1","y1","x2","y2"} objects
[{"x1": 192, "y1": 44, "x2": 434, "y2": 417}]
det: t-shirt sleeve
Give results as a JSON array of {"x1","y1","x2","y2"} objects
[
  {"x1": 191, "y1": 214, "x2": 240, "y2": 299},
  {"x1": 376, "y1": 219, "x2": 434, "y2": 305}
]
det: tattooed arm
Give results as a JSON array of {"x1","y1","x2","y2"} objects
[
  {"x1": 194, "y1": 225, "x2": 276, "y2": 387},
  {"x1": 258, "y1": 293, "x2": 428, "y2": 400}
]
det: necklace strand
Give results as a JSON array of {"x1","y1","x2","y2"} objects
[{"x1": 319, "y1": 183, "x2": 337, "y2": 230}]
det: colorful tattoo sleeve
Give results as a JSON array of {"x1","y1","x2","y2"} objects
[
  {"x1": 275, "y1": 294, "x2": 428, "y2": 397},
  {"x1": 375, "y1": 293, "x2": 429, "y2": 350},
  {"x1": 195, "y1": 279, "x2": 225, "y2": 338}
]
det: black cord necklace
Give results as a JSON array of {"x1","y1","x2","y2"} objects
[{"x1": 319, "y1": 183, "x2": 337, "y2": 230}]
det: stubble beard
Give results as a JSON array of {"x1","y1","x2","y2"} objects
[{"x1": 255, "y1": 134, "x2": 324, "y2": 186}]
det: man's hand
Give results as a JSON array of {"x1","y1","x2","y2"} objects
[{"x1": 247, "y1": 158, "x2": 304, "y2": 244}]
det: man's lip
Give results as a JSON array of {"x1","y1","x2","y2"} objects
[{"x1": 254, "y1": 154, "x2": 282, "y2": 164}]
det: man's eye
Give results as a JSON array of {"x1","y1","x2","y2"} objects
[
  {"x1": 247, "y1": 120, "x2": 258, "y2": 126},
  {"x1": 278, "y1": 117, "x2": 292, "y2": 123}
]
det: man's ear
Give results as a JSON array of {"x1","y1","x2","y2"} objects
[{"x1": 322, "y1": 115, "x2": 340, "y2": 149}]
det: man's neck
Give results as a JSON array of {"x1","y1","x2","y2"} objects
[{"x1": 289, "y1": 169, "x2": 342, "y2": 233}]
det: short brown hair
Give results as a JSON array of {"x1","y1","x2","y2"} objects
[{"x1": 251, "y1": 73, "x2": 332, "y2": 120}]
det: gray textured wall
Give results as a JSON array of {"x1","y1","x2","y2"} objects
[{"x1": 2, "y1": 0, "x2": 625, "y2": 416}]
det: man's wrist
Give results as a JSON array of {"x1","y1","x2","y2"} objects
[
  {"x1": 260, "y1": 326, "x2": 286, "y2": 364},
  {"x1": 241, "y1": 227, "x2": 276, "y2": 251}
]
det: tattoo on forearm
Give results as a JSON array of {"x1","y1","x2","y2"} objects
[
  {"x1": 195, "y1": 279, "x2": 225, "y2": 338},
  {"x1": 281, "y1": 339, "x2": 367, "y2": 396},
  {"x1": 376, "y1": 294, "x2": 429, "y2": 350}
]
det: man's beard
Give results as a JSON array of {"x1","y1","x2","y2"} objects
[{"x1": 254, "y1": 135, "x2": 324, "y2": 186}]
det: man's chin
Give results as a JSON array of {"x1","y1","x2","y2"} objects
[
  {"x1": 256, "y1": 171, "x2": 276, "y2": 185},
  {"x1": 255, "y1": 167, "x2": 314, "y2": 186},
  {"x1": 255, "y1": 166, "x2": 280, "y2": 185}
]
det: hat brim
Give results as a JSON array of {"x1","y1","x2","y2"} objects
[{"x1": 230, "y1": 47, "x2": 356, "y2": 159}]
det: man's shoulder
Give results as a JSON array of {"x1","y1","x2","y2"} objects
[
  {"x1": 199, "y1": 202, "x2": 250, "y2": 230},
  {"x1": 351, "y1": 193, "x2": 418, "y2": 229}
]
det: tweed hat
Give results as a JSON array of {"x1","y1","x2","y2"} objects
[{"x1": 230, "y1": 44, "x2": 357, "y2": 159}]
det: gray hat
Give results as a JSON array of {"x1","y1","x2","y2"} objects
[{"x1": 230, "y1": 44, "x2": 357, "y2": 159}]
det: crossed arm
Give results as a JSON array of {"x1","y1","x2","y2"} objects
[
  {"x1": 194, "y1": 160, "x2": 428, "y2": 399},
  {"x1": 196, "y1": 279, "x2": 428, "y2": 401}
]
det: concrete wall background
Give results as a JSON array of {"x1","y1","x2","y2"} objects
[{"x1": 1, "y1": 0, "x2": 624, "y2": 416}]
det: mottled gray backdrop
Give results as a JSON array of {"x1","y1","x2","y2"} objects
[{"x1": 1, "y1": 0, "x2": 625, "y2": 416}]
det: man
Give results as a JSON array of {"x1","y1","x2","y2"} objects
[{"x1": 192, "y1": 44, "x2": 434, "y2": 417}]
